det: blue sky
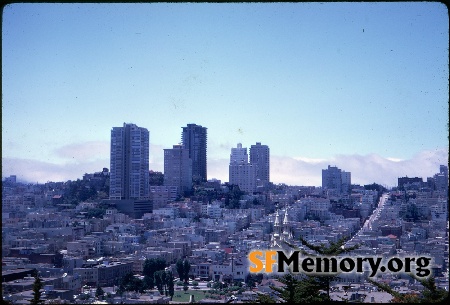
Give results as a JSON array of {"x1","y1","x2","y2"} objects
[{"x1": 2, "y1": 2, "x2": 448, "y2": 187}]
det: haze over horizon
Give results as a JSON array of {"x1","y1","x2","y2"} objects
[{"x1": 2, "y1": 3, "x2": 448, "y2": 187}]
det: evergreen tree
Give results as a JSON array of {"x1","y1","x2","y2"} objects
[
  {"x1": 368, "y1": 275, "x2": 448, "y2": 303},
  {"x1": 30, "y1": 274, "x2": 44, "y2": 305},
  {"x1": 269, "y1": 274, "x2": 300, "y2": 303},
  {"x1": 166, "y1": 270, "x2": 175, "y2": 300},
  {"x1": 176, "y1": 259, "x2": 185, "y2": 282},
  {"x1": 183, "y1": 259, "x2": 191, "y2": 283}
]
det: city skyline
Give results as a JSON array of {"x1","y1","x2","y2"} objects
[{"x1": 2, "y1": 3, "x2": 449, "y2": 187}]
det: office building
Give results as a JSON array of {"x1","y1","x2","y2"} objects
[
  {"x1": 181, "y1": 123, "x2": 207, "y2": 183},
  {"x1": 164, "y1": 144, "x2": 193, "y2": 196},
  {"x1": 109, "y1": 123, "x2": 149, "y2": 200},
  {"x1": 249, "y1": 142, "x2": 270, "y2": 186}
]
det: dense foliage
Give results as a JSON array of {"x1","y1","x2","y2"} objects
[
  {"x1": 176, "y1": 259, "x2": 191, "y2": 283},
  {"x1": 63, "y1": 175, "x2": 109, "y2": 205}
]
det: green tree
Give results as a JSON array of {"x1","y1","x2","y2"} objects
[
  {"x1": 30, "y1": 274, "x2": 44, "y2": 305},
  {"x1": 149, "y1": 171, "x2": 164, "y2": 186},
  {"x1": 176, "y1": 259, "x2": 185, "y2": 282},
  {"x1": 143, "y1": 275, "x2": 153, "y2": 290},
  {"x1": 119, "y1": 272, "x2": 145, "y2": 293},
  {"x1": 143, "y1": 258, "x2": 166, "y2": 289},
  {"x1": 368, "y1": 275, "x2": 448, "y2": 303},
  {"x1": 227, "y1": 185, "x2": 244, "y2": 208},
  {"x1": 154, "y1": 270, "x2": 164, "y2": 294},
  {"x1": 161, "y1": 270, "x2": 167, "y2": 295},
  {"x1": 183, "y1": 259, "x2": 191, "y2": 283},
  {"x1": 269, "y1": 274, "x2": 299, "y2": 303},
  {"x1": 176, "y1": 259, "x2": 191, "y2": 283},
  {"x1": 183, "y1": 283, "x2": 189, "y2": 293},
  {"x1": 245, "y1": 273, "x2": 263, "y2": 288},
  {"x1": 95, "y1": 285, "x2": 104, "y2": 298},
  {"x1": 166, "y1": 271, "x2": 175, "y2": 300}
]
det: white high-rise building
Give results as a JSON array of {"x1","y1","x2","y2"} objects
[
  {"x1": 230, "y1": 143, "x2": 248, "y2": 164},
  {"x1": 229, "y1": 143, "x2": 257, "y2": 193},
  {"x1": 164, "y1": 144, "x2": 193, "y2": 196},
  {"x1": 109, "y1": 123, "x2": 149, "y2": 200}
]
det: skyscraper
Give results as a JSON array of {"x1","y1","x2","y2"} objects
[
  {"x1": 109, "y1": 123, "x2": 149, "y2": 200},
  {"x1": 164, "y1": 144, "x2": 193, "y2": 196},
  {"x1": 181, "y1": 123, "x2": 207, "y2": 183},
  {"x1": 249, "y1": 142, "x2": 270, "y2": 186}
]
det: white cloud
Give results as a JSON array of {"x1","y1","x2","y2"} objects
[
  {"x1": 54, "y1": 141, "x2": 110, "y2": 162},
  {"x1": 386, "y1": 157, "x2": 403, "y2": 162},
  {"x1": 199, "y1": 148, "x2": 448, "y2": 187},
  {"x1": 292, "y1": 156, "x2": 327, "y2": 164},
  {"x1": 270, "y1": 148, "x2": 448, "y2": 187},
  {"x1": 2, "y1": 157, "x2": 109, "y2": 183},
  {"x1": 2, "y1": 144, "x2": 448, "y2": 188}
]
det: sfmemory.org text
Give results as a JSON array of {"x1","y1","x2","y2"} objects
[{"x1": 248, "y1": 250, "x2": 431, "y2": 278}]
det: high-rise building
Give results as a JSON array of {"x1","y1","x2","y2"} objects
[
  {"x1": 341, "y1": 171, "x2": 351, "y2": 194},
  {"x1": 229, "y1": 143, "x2": 257, "y2": 193},
  {"x1": 164, "y1": 144, "x2": 193, "y2": 196},
  {"x1": 249, "y1": 142, "x2": 270, "y2": 186},
  {"x1": 434, "y1": 165, "x2": 448, "y2": 194},
  {"x1": 109, "y1": 123, "x2": 149, "y2": 200},
  {"x1": 181, "y1": 124, "x2": 207, "y2": 183},
  {"x1": 229, "y1": 163, "x2": 257, "y2": 194},
  {"x1": 230, "y1": 143, "x2": 248, "y2": 164},
  {"x1": 322, "y1": 165, "x2": 351, "y2": 195}
]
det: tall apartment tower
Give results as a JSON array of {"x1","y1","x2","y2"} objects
[
  {"x1": 164, "y1": 144, "x2": 193, "y2": 196},
  {"x1": 230, "y1": 143, "x2": 248, "y2": 164},
  {"x1": 181, "y1": 123, "x2": 207, "y2": 183},
  {"x1": 249, "y1": 142, "x2": 270, "y2": 186},
  {"x1": 434, "y1": 165, "x2": 449, "y2": 194},
  {"x1": 341, "y1": 171, "x2": 351, "y2": 194},
  {"x1": 229, "y1": 143, "x2": 257, "y2": 193},
  {"x1": 322, "y1": 165, "x2": 351, "y2": 195},
  {"x1": 322, "y1": 165, "x2": 341, "y2": 193},
  {"x1": 109, "y1": 123, "x2": 149, "y2": 200}
]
